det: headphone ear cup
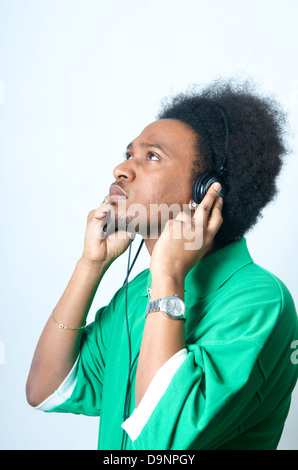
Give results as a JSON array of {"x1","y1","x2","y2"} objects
[
  {"x1": 192, "y1": 173, "x2": 207, "y2": 204},
  {"x1": 192, "y1": 172, "x2": 226, "y2": 204}
]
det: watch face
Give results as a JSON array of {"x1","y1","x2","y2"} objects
[{"x1": 166, "y1": 297, "x2": 184, "y2": 317}]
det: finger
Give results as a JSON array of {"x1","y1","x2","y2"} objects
[
  {"x1": 94, "y1": 195, "x2": 112, "y2": 219},
  {"x1": 193, "y1": 182, "x2": 222, "y2": 225},
  {"x1": 87, "y1": 208, "x2": 107, "y2": 223},
  {"x1": 94, "y1": 204, "x2": 111, "y2": 221},
  {"x1": 207, "y1": 196, "x2": 223, "y2": 234},
  {"x1": 106, "y1": 229, "x2": 132, "y2": 242},
  {"x1": 174, "y1": 210, "x2": 191, "y2": 224}
]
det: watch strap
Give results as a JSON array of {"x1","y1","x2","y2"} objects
[
  {"x1": 145, "y1": 295, "x2": 186, "y2": 320},
  {"x1": 145, "y1": 298, "x2": 161, "y2": 316}
]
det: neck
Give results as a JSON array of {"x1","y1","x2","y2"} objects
[
  {"x1": 144, "y1": 237, "x2": 158, "y2": 256},
  {"x1": 143, "y1": 236, "x2": 217, "y2": 260}
]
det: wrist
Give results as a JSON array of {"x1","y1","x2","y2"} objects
[
  {"x1": 150, "y1": 272, "x2": 185, "y2": 302},
  {"x1": 78, "y1": 256, "x2": 111, "y2": 277}
]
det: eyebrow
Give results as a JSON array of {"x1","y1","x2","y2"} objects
[{"x1": 126, "y1": 141, "x2": 168, "y2": 155}]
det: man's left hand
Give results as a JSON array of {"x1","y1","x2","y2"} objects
[{"x1": 150, "y1": 182, "x2": 224, "y2": 282}]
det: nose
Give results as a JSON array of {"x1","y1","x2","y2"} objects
[{"x1": 113, "y1": 159, "x2": 136, "y2": 183}]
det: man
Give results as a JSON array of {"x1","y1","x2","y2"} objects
[{"x1": 26, "y1": 79, "x2": 298, "y2": 450}]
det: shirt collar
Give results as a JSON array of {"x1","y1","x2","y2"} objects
[
  {"x1": 140, "y1": 237, "x2": 253, "y2": 300},
  {"x1": 184, "y1": 237, "x2": 253, "y2": 299}
]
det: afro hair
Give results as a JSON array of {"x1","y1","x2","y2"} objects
[{"x1": 157, "y1": 78, "x2": 289, "y2": 248}]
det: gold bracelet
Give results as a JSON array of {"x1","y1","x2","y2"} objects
[{"x1": 51, "y1": 311, "x2": 86, "y2": 331}]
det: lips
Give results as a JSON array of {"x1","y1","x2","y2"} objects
[{"x1": 109, "y1": 185, "x2": 128, "y2": 200}]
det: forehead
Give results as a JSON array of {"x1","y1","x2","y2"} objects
[{"x1": 131, "y1": 118, "x2": 198, "y2": 155}]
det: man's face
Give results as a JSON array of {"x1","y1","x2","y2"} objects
[{"x1": 108, "y1": 118, "x2": 199, "y2": 238}]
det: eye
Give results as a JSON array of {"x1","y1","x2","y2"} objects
[
  {"x1": 147, "y1": 152, "x2": 160, "y2": 161},
  {"x1": 122, "y1": 152, "x2": 160, "y2": 161}
]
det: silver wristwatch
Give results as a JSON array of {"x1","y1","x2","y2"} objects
[{"x1": 145, "y1": 295, "x2": 186, "y2": 320}]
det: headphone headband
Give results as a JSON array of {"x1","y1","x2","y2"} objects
[
  {"x1": 192, "y1": 103, "x2": 230, "y2": 205},
  {"x1": 199, "y1": 102, "x2": 229, "y2": 175}
]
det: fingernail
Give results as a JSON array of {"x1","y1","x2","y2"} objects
[
  {"x1": 218, "y1": 197, "x2": 223, "y2": 205},
  {"x1": 213, "y1": 182, "x2": 221, "y2": 192}
]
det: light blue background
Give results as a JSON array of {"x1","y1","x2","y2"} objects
[{"x1": 0, "y1": 0, "x2": 297, "y2": 450}]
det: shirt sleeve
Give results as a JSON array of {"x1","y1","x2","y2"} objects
[
  {"x1": 121, "y1": 348, "x2": 188, "y2": 440},
  {"x1": 37, "y1": 286, "x2": 123, "y2": 417},
  {"x1": 126, "y1": 340, "x2": 265, "y2": 449},
  {"x1": 34, "y1": 355, "x2": 79, "y2": 411},
  {"x1": 124, "y1": 276, "x2": 298, "y2": 450}
]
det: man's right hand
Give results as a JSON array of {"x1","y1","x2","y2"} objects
[
  {"x1": 26, "y1": 197, "x2": 133, "y2": 407},
  {"x1": 81, "y1": 196, "x2": 132, "y2": 267}
]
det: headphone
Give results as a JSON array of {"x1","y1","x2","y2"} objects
[
  {"x1": 191, "y1": 103, "x2": 229, "y2": 206},
  {"x1": 120, "y1": 103, "x2": 229, "y2": 449}
]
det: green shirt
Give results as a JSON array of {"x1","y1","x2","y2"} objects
[{"x1": 43, "y1": 238, "x2": 298, "y2": 450}]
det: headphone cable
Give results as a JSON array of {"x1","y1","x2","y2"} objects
[{"x1": 120, "y1": 237, "x2": 144, "y2": 450}]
